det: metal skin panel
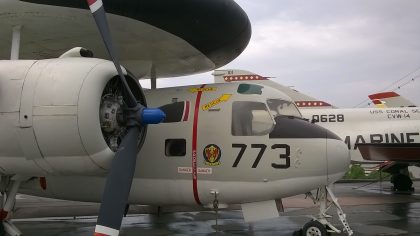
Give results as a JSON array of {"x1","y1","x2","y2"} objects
[
  {"x1": 0, "y1": 60, "x2": 34, "y2": 113},
  {"x1": 301, "y1": 108, "x2": 420, "y2": 163},
  {"x1": 32, "y1": 59, "x2": 90, "y2": 106},
  {"x1": 0, "y1": 60, "x2": 47, "y2": 175},
  {"x1": 20, "y1": 60, "x2": 47, "y2": 128},
  {"x1": 0, "y1": 58, "x2": 117, "y2": 175},
  {"x1": 77, "y1": 60, "x2": 121, "y2": 170},
  {"x1": 31, "y1": 59, "x2": 116, "y2": 174},
  {"x1": 327, "y1": 138, "x2": 351, "y2": 183},
  {"x1": 33, "y1": 116, "x2": 98, "y2": 174},
  {"x1": 241, "y1": 200, "x2": 279, "y2": 222},
  {"x1": 18, "y1": 83, "x2": 349, "y2": 207}
]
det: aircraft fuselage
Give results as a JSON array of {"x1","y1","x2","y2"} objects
[
  {"x1": 0, "y1": 58, "x2": 349, "y2": 207},
  {"x1": 301, "y1": 108, "x2": 420, "y2": 163}
]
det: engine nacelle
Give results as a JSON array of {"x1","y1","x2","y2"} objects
[{"x1": 0, "y1": 58, "x2": 142, "y2": 176}]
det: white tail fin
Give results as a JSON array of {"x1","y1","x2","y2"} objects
[
  {"x1": 213, "y1": 69, "x2": 334, "y2": 109},
  {"x1": 368, "y1": 91, "x2": 417, "y2": 108}
]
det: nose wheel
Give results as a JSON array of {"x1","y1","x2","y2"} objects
[
  {"x1": 304, "y1": 185, "x2": 353, "y2": 236},
  {"x1": 302, "y1": 220, "x2": 327, "y2": 236}
]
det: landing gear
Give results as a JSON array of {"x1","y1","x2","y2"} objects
[
  {"x1": 211, "y1": 190, "x2": 220, "y2": 234},
  {"x1": 0, "y1": 177, "x2": 23, "y2": 236},
  {"x1": 304, "y1": 185, "x2": 353, "y2": 236},
  {"x1": 391, "y1": 170, "x2": 414, "y2": 192},
  {"x1": 391, "y1": 173, "x2": 413, "y2": 192},
  {"x1": 302, "y1": 220, "x2": 327, "y2": 236},
  {"x1": 382, "y1": 165, "x2": 414, "y2": 193}
]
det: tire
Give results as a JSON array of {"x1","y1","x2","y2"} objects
[
  {"x1": 302, "y1": 220, "x2": 327, "y2": 236},
  {"x1": 392, "y1": 174, "x2": 413, "y2": 192}
]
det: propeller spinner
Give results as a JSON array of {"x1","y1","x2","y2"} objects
[{"x1": 86, "y1": 0, "x2": 165, "y2": 235}]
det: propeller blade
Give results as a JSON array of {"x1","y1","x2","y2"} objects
[
  {"x1": 87, "y1": 0, "x2": 137, "y2": 107},
  {"x1": 94, "y1": 127, "x2": 139, "y2": 236},
  {"x1": 86, "y1": 2, "x2": 166, "y2": 235}
]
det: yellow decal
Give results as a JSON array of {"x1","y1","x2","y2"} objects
[
  {"x1": 374, "y1": 103, "x2": 386, "y2": 108},
  {"x1": 189, "y1": 87, "x2": 217, "y2": 93},
  {"x1": 202, "y1": 94, "x2": 232, "y2": 111}
]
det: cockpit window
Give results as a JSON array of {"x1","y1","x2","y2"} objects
[
  {"x1": 232, "y1": 101, "x2": 274, "y2": 136},
  {"x1": 267, "y1": 99, "x2": 302, "y2": 118},
  {"x1": 237, "y1": 84, "x2": 263, "y2": 95}
]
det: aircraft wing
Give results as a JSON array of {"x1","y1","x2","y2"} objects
[
  {"x1": 0, "y1": 0, "x2": 251, "y2": 78},
  {"x1": 357, "y1": 143, "x2": 420, "y2": 162},
  {"x1": 368, "y1": 92, "x2": 417, "y2": 108}
]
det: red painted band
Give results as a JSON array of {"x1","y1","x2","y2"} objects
[
  {"x1": 295, "y1": 100, "x2": 331, "y2": 107},
  {"x1": 192, "y1": 85, "x2": 205, "y2": 205},
  {"x1": 223, "y1": 75, "x2": 268, "y2": 82},
  {"x1": 39, "y1": 177, "x2": 47, "y2": 190},
  {"x1": 371, "y1": 99, "x2": 383, "y2": 105},
  {"x1": 368, "y1": 92, "x2": 399, "y2": 100},
  {"x1": 87, "y1": 0, "x2": 97, "y2": 6},
  {"x1": 183, "y1": 101, "x2": 190, "y2": 121},
  {"x1": 94, "y1": 233, "x2": 109, "y2": 236},
  {"x1": 0, "y1": 209, "x2": 8, "y2": 220}
]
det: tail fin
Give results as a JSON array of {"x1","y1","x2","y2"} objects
[
  {"x1": 213, "y1": 69, "x2": 269, "y2": 83},
  {"x1": 213, "y1": 69, "x2": 334, "y2": 109},
  {"x1": 368, "y1": 91, "x2": 417, "y2": 108}
]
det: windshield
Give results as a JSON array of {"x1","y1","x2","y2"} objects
[
  {"x1": 267, "y1": 99, "x2": 302, "y2": 118},
  {"x1": 232, "y1": 101, "x2": 274, "y2": 136}
]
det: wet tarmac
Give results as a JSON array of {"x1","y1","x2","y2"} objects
[{"x1": 10, "y1": 180, "x2": 420, "y2": 235}]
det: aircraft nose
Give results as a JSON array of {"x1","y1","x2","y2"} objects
[
  {"x1": 269, "y1": 117, "x2": 350, "y2": 184},
  {"x1": 326, "y1": 131, "x2": 351, "y2": 184}
]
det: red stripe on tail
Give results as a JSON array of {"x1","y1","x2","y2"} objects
[{"x1": 368, "y1": 92, "x2": 399, "y2": 100}]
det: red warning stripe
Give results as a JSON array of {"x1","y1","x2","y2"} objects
[
  {"x1": 368, "y1": 92, "x2": 399, "y2": 100},
  {"x1": 224, "y1": 75, "x2": 268, "y2": 82},
  {"x1": 183, "y1": 101, "x2": 190, "y2": 121},
  {"x1": 295, "y1": 101, "x2": 331, "y2": 107},
  {"x1": 94, "y1": 233, "x2": 109, "y2": 236},
  {"x1": 192, "y1": 85, "x2": 205, "y2": 205}
]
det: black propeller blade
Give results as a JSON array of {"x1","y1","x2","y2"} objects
[
  {"x1": 87, "y1": 0, "x2": 137, "y2": 107},
  {"x1": 86, "y1": 1, "x2": 165, "y2": 235}
]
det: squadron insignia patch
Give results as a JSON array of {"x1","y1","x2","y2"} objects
[{"x1": 203, "y1": 144, "x2": 221, "y2": 166}]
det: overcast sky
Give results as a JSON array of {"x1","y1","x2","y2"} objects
[{"x1": 142, "y1": 0, "x2": 420, "y2": 108}]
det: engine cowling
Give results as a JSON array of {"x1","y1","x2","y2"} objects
[{"x1": 0, "y1": 58, "x2": 144, "y2": 176}]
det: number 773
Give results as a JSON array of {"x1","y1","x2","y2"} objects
[{"x1": 232, "y1": 144, "x2": 290, "y2": 169}]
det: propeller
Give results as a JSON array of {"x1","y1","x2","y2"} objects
[{"x1": 86, "y1": 1, "x2": 165, "y2": 235}]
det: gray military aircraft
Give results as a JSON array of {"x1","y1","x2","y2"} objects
[
  {"x1": 0, "y1": 1, "x2": 352, "y2": 236},
  {"x1": 215, "y1": 69, "x2": 420, "y2": 193}
]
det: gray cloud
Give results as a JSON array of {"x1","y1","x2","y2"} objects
[{"x1": 148, "y1": 0, "x2": 420, "y2": 108}]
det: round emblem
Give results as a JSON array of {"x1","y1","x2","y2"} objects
[{"x1": 203, "y1": 144, "x2": 221, "y2": 166}]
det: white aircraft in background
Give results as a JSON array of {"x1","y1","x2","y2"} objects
[
  {"x1": 0, "y1": 1, "x2": 353, "y2": 236},
  {"x1": 215, "y1": 69, "x2": 420, "y2": 193}
]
